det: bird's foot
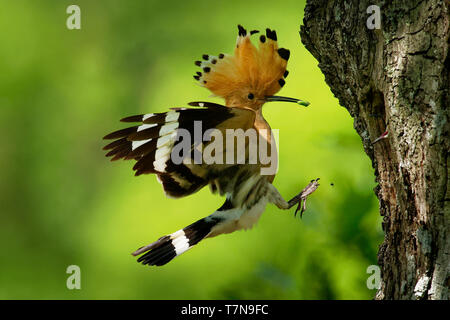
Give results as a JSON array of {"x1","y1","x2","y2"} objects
[{"x1": 289, "y1": 178, "x2": 320, "y2": 218}]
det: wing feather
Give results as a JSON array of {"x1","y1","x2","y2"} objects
[{"x1": 103, "y1": 102, "x2": 256, "y2": 198}]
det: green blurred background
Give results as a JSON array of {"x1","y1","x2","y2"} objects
[{"x1": 0, "y1": 0, "x2": 382, "y2": 299}]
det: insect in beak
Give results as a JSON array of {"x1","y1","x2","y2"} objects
[{"x1": 265, "y1": 95, "x2": 310, "y2": 106}]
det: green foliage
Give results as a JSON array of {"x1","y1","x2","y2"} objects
[{"x1": 0, "y1": 0, "x2": 382, "y2": 299}]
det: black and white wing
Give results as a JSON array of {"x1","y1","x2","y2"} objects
[{"x1": 103, "y1": 102, "x2": 256, "y2": 198}]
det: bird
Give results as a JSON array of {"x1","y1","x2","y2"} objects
[{"x1": 102, "y1": 25, "x2": 318, "y2": 267}]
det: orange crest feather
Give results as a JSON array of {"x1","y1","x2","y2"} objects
[{"x1": 193, "y1": 25, "x2": 290, "y2": 108}]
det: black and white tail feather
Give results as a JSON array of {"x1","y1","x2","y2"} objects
[
  {"x1": 131, "y1": 176, "x2": 269, "y2": 266},
  {"x1": 132, "y1": 215, "x2": 222, "y2": 266}
]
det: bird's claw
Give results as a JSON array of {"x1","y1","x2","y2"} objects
[
  {"x1": 294, "y1": 194, "x2": 309, "y2": 219},
  {"x1": 293, "y1": 178, "x2": 320, "y2": 218},
  {"x1": 294, "y1": 199, "x2": 305, "y2": 218}
]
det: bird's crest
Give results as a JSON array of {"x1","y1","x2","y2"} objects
[{"x1": 194, "y1": 25, "x2": 290, "y2": 109}]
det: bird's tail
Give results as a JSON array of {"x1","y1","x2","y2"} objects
[{"x1": 132, "y1": 215, "x2": 222, "y2": 266}]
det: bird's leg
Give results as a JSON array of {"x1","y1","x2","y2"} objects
[{"x1": 269, "y1": 178, "x2": 320, "y2": 218}]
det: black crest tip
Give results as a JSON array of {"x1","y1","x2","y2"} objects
[
  {"x1": 266, "y1": 28, "x2": 277, "y2": 41},
  {"x1": 237, "y1": 25, "x2": 247, "y2": 37},
  {"x1": 277, "y1": 48, "x2": 290, "y2": 60}
]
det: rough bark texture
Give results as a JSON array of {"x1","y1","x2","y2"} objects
[{"x1": 300, "y1": 0, "x2": 449, "y2": 299}]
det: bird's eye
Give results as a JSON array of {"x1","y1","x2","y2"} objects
[{"x1": 248, "y1": 93, "x2": 254, "y2": 100}]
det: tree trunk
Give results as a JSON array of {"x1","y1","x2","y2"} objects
[{"x1": 300, "y1": 0, "x2": 449, "y2": 299}]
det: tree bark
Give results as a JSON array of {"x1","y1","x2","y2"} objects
[{"x1": 300, "y1": 0, "x2": 449, "y2": 299}]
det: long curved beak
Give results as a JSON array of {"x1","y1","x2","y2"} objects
[{"x1": 265, "y1": 95, "x2": 310, "y2": 106}]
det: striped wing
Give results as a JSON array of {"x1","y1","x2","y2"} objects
[{"x1": 103, "y1": 102, "x2": 256, "y2": 198}]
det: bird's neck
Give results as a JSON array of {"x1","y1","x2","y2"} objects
[{"x1": 253, "y1": 108, "x2": 271, "y2": 133}]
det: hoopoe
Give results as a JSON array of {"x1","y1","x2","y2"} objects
[{"x1": 103, "y1": 25, "x2": 318, "y2": 267}]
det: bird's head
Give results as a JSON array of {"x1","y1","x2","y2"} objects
[{"x1": 193, "y1": 25, "x2": 309, "y2": 111}]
